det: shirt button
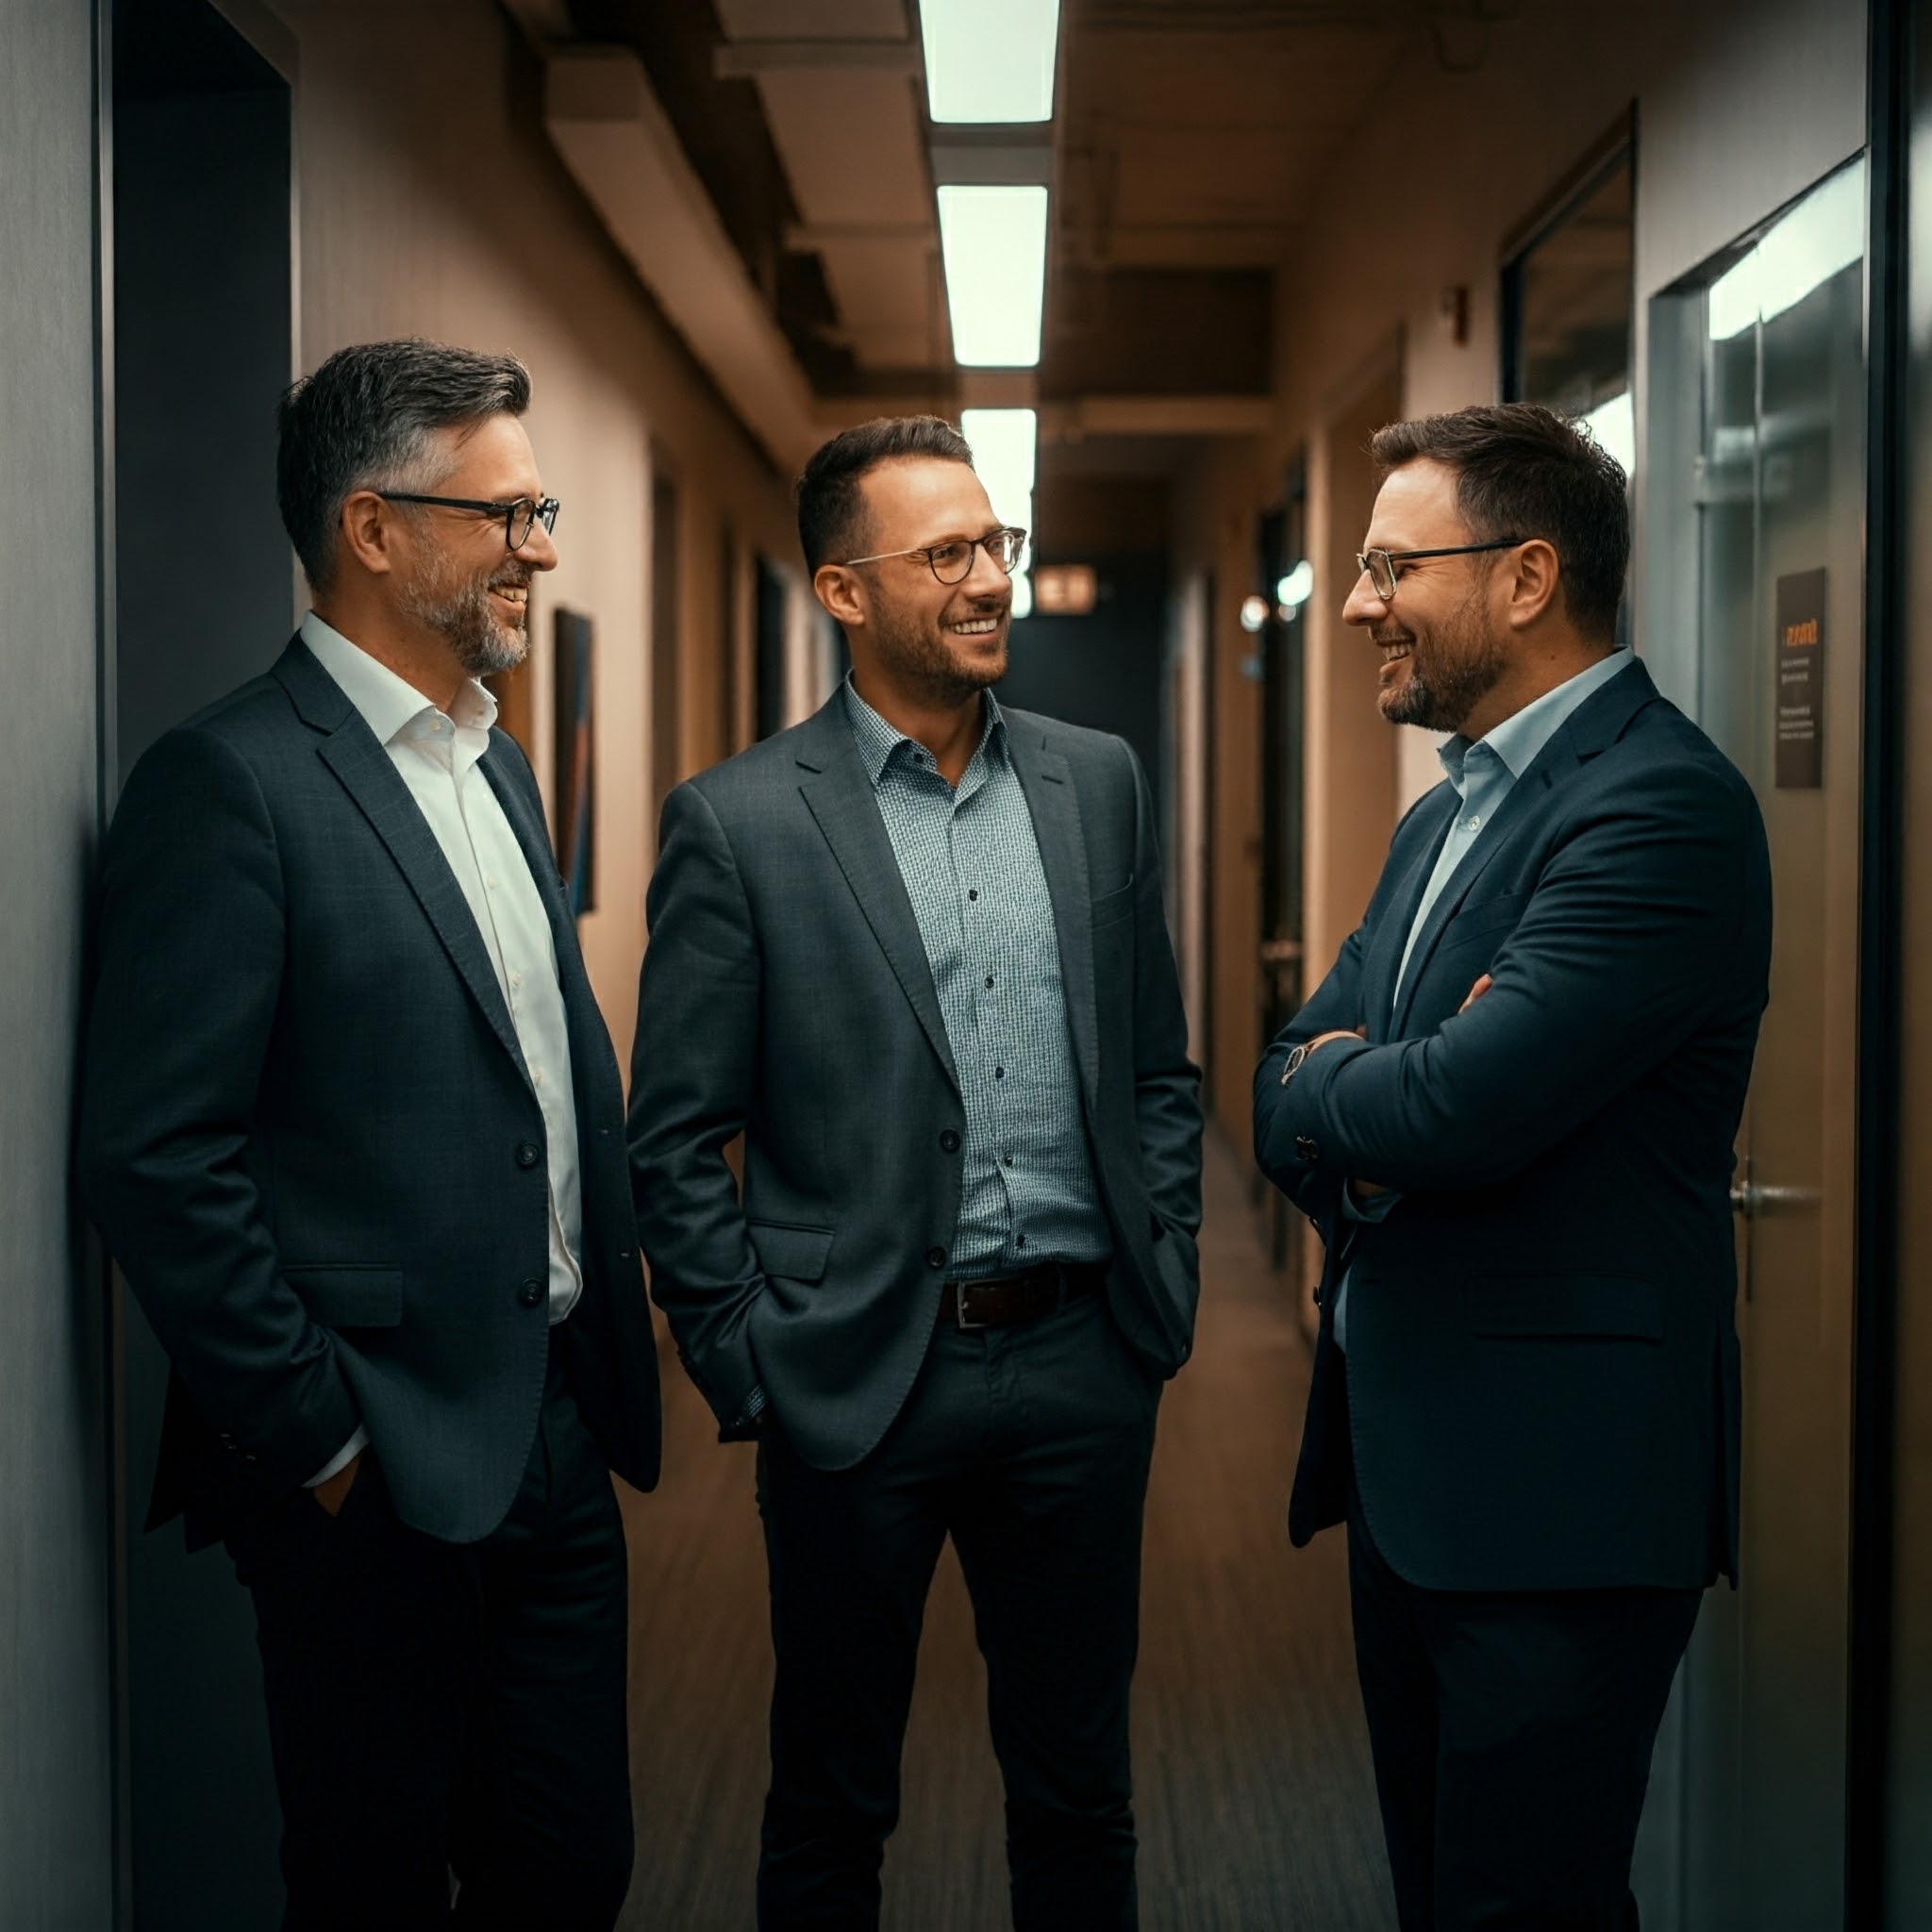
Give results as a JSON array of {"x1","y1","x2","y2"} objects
[
  {"x1": 1016, "y1": 1234, "x2": 1028, "y2": 1249},
  {"x1": 940, "y1": 1129, "x2": 961, "y2": 1154},
  {"x1": 518, "y1": 1278, "x2": 544, "y2": 1309},
  {"x1": 486, "y1": 874, "x2": 498, "y2": 889},
  {"x1": 984, "y1": 974, "x2": 994, "y2": 989},
  {"x1": 533, "y1": 1069, "x2": 545, "y2": 1086},
  {"x1": 995, "y1": 1066, "x2": 1005, "y2": 1079},
  {"x1": 969, "y1": 889, "x2": 979, "y2": 901},
  {"x1": 1003, "y1": 1154, "x2": 1014, "y2": 1167},
  {"x1": 515, "y1": 1141, "x2": 541, "y2": 1169},
  {"x1": 1467, "y1": 816, "x2": 1481, "y2": 830},
  {"x1": 926, "y1": 1245, "x2": 947, "y2": 1269}
]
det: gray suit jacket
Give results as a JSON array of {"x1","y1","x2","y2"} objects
[
  {"x1": 78, "y1": 638, "x2": 660, "y2": 1547},
  {"x1": 627, "y1": 692, "x2": 1203, "y2": 1471}
]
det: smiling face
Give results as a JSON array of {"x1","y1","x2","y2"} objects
[
  {"x1": 1343, "y1": 458, "x2": 1509, "y2": 735},
  {"x1": 391, "y1": 412, "x2": 557, "y2": 677},
  {"x1": 834, "y1": 457, "x2": 1013, "y2": 707}
]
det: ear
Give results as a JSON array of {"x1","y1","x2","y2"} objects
[
  {"x1": 814, "y1": 562, "x2": 868, "y2": 630},
  {"x1": 1503, "y1": 537, "x2": 1561, "y2": 630},
  {"x1": 338, "y1": 489, "x2": 403, "y2": 580}
]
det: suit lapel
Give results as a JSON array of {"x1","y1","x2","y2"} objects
[
  {"x1": 273, "y1": 638, "x2": 530, "y2": 1082},
  {"x1": 1008, "y1": 726, "x2": 1100, "y2": 1105},
  {"x1": 1362, "y1": 791, "x2": 1455, "y2": 1038},
  {"x1": 1390, "y1": 770, "x2": 1545, "y2": 1035},
  {"x1": 795, "y1": 708, "x2": 961, "y2": 1092}
]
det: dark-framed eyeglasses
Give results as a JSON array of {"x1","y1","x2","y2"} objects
[
  {"x1": 379, "y1": 492, "x2": 561, "y2": 551},
  {"x1": 841, "y1": 525, "x2": 1028, "y2": 585},
  {"x1": 1356, "y1": 537, "x2": 1524, "y2": 602}
]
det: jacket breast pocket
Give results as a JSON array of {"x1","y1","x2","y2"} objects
[
  {"x1": 284, "y1": 1264, "x2": 405, "y2": 1328},
  {"x1": 748, "y1": 1221, "x2": 835, "y2": 1284},
  {"x1": 1437, "y1": 889, "x2": 1531, "y2": 955},
  {"x1": 1091, "y1": 876, "x2": 1136, "y2": 931},
  {"x1": 1465, "y1": 1273, "x2": 1663, "y2": 1341}
]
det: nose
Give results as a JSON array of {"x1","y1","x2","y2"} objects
[
  {"x1": 1341, "y1": 567, "x2": 1385, "y2": 628},
  {"x1": 521, "y1": 518, "x2": 559, "y2": 573},
  {"x1": 963, "y1": 538, "x2": 1010, "y2": 599}
]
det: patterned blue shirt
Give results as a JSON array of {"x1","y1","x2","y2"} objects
[{"x1": 843, "y1": 678, "x2": 1111, "y2": 1276}]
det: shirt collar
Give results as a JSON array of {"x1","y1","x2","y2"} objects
[
  {"x1": 300, "y1": 609, "x2": 499, "y2": 746},
  {"x1": 1439, "y1": 648, "x2": 1635, "y2": 791},
  {"x1": 841, "y1": 674, "x2": 1007, "y2": 788}
]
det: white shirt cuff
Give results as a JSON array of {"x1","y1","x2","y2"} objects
[{"x1": 305, "y1": 1425, "x2": 369, "y2": 1488}]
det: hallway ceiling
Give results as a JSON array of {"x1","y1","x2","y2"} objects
[{"x1": 514, "y1": 0, "x2": 1516, "y2": 459}]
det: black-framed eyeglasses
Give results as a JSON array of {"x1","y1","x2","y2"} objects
[
  {"x1": 379, "y1": 492, "x2": 561, "y2": 551},
  {"x1": 1356, "y1": 537, "x2": 1524, "y2": 602},
  {"x1": 841, "y1": 525, "x2": 1028, "y2": 585}
]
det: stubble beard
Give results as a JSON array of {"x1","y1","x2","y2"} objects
[
  {"x1": 873, "y1": 598, "x2": 1008, "y2": 709},
  {"x1": 1379, "y1": 584, "x2": 1507, "y2": 734},
  {"x1": 398, "y1": 546, "x2": 532, "y2": 678}
]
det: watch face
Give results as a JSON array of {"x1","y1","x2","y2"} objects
[{"x1": 1280, "y1": 1043, "x2": 1308, "y2": 1084}]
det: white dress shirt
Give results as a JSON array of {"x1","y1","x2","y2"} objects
[{"x1": 300, "y1": 611, "x2": 584, "y2": 1482}]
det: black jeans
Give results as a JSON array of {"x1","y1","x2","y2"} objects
[
  {"x1": 755, "y1": 1286, "x2": 1161, "y2": 1931},
  {"x1": 226, "y1": 1339, "x2": 633, "y2": 1931},
  {"x1": 1346, "y1": 1479, "x2": 1701, "y2": 1932}
]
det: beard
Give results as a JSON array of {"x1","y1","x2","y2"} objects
[
  {"x1": 871, "y1": 596, "x2": 1008, "y2": 708},
  {"x1": 398, "y1": 546, "x2": 532, "y2": 677},
  {"x1": 1377, "y1": 583, "x2": 1506, "y2": 733}
]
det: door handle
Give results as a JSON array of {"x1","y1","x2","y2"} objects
[{"x1": 1729, "y1": 1181, "x2": 1822, "y2": 1219}]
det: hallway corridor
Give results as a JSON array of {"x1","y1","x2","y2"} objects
[{"x1": 618, "y1": 1132, "x2": 1393, "y2": 1930}]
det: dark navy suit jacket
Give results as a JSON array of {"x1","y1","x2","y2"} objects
[
  {"x1": 78, "y1": 638, "x2": 660, "y2": 1548},
  {"x1": 1255, "y1": 658, "x2": 1771, "y2": 1592}
]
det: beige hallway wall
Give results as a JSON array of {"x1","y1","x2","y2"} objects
[{"x1": 270, "y1": 0, "x2": 800, "y2": 1066}]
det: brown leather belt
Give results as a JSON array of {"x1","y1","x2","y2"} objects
[{"x1": 939, "y1": 1260, "x2": 1108, "y2": 1330}]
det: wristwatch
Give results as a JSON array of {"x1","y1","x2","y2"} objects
[{"x1": 1279, "y1": 1041, "x2": 1312, "y2": 1085}]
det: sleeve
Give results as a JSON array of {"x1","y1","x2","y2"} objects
[
  {"x1": 75, "y1": 727, "x2": 363, "y2": 1494},
  {"x1": 625, "y1": 779, "x2": 770, "y2": 1438},
  {"x1": 1256, "y1": 761, "x2": 1766, "y2": 1194},
  {"x1": 1124, "y1": 742, "x2": 1205, "y2": 1250}
]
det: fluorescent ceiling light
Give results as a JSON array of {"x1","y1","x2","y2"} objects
[
  {"x1": 922, "y1": 0, "x2": 1060, "y2": 124},
  {"x1": 1708, "y1": 158, "x2": 1865, "y2": 341},
  {"x1": 960, "y1": 407, "x2": 1037, "y2": 534},
  {"x1": 1577, "y1": 391, "x2": 1636, "y2": 479},
  {"x1": 1010, "y1": 570, "x2": 1034, "y2": 620},
  {"x1": 939, "y1": 185, "x2": 1048, "y2": 367}
]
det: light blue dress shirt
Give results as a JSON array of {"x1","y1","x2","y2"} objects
[{"x1": 1331, "y1": 649, "x2": 1636, "y2": 1350}]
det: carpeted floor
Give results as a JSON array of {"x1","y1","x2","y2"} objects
[{"x1": 617, "y1": 1131, "x2": 1394, "y2": 1929}]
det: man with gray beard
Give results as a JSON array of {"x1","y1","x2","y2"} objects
[{"x1": 78, "y1": 340, "x2": 660, "y2": 1929}]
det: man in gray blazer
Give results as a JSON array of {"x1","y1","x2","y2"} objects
[
  {"x1": 79, "y1": 340, "x2": 658, "y2": 1929},
  {"x1": 628, "y1": 415, "x2": 1202, "y2": 1929}
]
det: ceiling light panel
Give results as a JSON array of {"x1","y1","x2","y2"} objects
[
  {"x1": 922, "y1": 0, "x2": 1060, "y2": 124},
  {"x1": 938, "y1": 184, "x2": 1048, "y2": 366}
]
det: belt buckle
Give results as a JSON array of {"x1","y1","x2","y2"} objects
[{"x1": 954, "y1": 1280, "x2": 988, "y2": 1331}]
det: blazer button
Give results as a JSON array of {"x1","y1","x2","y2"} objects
[
  {"x1": 926, "y1": 1246, "x2": 947, "y2": 1269},
  {"x1": 1295, "y1": 1134, "x2": 1320, "y2": 1162},
  {"x1": 518, "y1": 1278, "x2": 544, "y2": 1308},
  {"x1": 940, "y1": 1129, "x2": 961, "y2": 1154},
  {"x1": 515, "y1": 1141, "x2": 541, "y2": 1170}
]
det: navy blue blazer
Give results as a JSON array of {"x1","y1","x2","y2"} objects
[{"x1": 1254, "y1": 658, "x2": 1771, "y2": 1592}]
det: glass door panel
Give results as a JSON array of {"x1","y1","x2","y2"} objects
[{"x1": 1644, "y1": 155, "x2": 1866, "y2": 1931}]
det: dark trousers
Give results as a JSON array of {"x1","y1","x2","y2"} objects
[
  {"x1": 755, "y1": 1286, "x2": 1160, "y2": 1931},
  {"x1": 1345, "y1": 1480, "x2": 1700, "y2": 1932},
  {"x1": 226, "y1": 1339, "x2": 633, "y2": 1931}
]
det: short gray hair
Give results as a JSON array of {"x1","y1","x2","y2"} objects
[{"x1": 276, "y1": 339, "x2": 532, "y2": 591}]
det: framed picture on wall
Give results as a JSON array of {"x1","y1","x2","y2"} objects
[{"x1": 553, "y1": 606, "x2": 595, "y2": 918}]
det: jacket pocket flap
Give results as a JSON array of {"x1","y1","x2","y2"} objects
[
  {"x1": 1467, "y1": 1274, "x2": 1662, "y2": 1341},
  {"x1": 749, "y1": 1222, "x2": 835, "y2": 1284},
  {"x1": 284, "y1": 1265, "x2": 405, "y2": 1328}
]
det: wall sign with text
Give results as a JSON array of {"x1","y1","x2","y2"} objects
[{"x1": 1774, "y1": 568, "x2": 1825, "y2": 790}]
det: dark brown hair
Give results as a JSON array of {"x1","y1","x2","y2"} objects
[
  {"x1": 794, "y1": 414, "x2": 974, "y2": 573},
  {"x1": 1370, "y1": 402, "x2": 1629, "y2": 639}
]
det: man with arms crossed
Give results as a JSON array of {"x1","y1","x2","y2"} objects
[
  {"x1": 79, "y1": 340, "x2": 659, "y2": 1929},
  {"x1": 1254, "y1": 404, "x2": 1771, "y2": 1930},
  {"x1": 629, "y1": 416, "x2": 1202, "y2": 1929}
]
